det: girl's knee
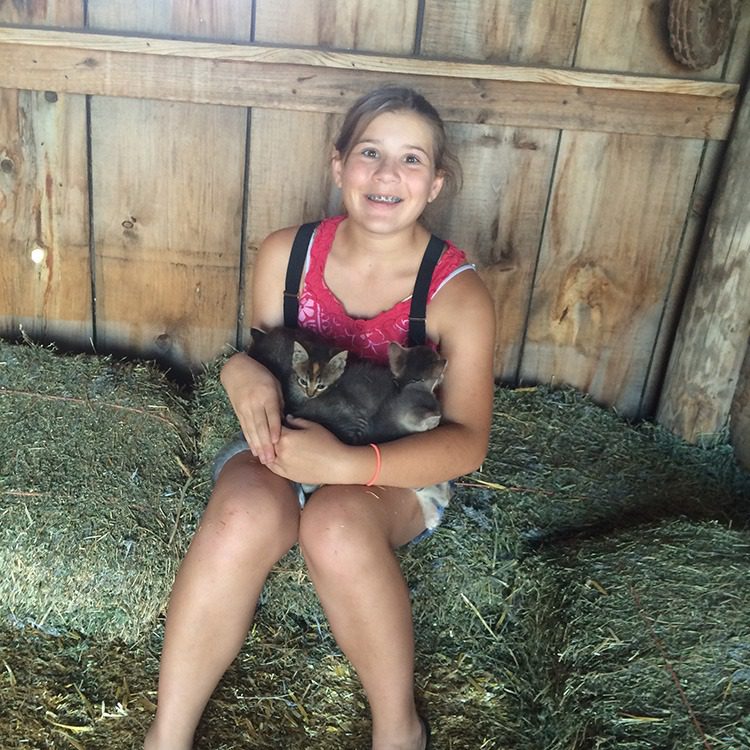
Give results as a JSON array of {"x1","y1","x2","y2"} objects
[
  {"x1": 199, "y1": 463, "x2": 300, "y2": 561},
  {"x1": 298, "y1": 488, "x2": 384, "y2": 571}
]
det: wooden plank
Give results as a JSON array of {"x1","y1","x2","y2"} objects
[
  {"x1": 519, "y1": 131, "x2": 704, "y2": 417},
  {"x1": 87, "y1": 0, "x2": 252, "y2": 38},
  {"x1": 255, "y1": 0, "x2": 418, "y2": 53},
  {"x1": 725, "y1": 1, "x2": 750, "y2": 83},
  {"x1": 421, "y1": 0, "x2": 583, "y2": 65},
  {"x1": 423, "y1": 122, "x2": 559, "y2": 381},
  {"x1": 87, "y1": 1, "x2": 252, "y2": 369},
  {"x1": 0, "y1": 4, "x2": 89, "y2": 345},
  {"x1": 0, "y1": 28, "x2": 737, "y2": 140},
  {"x1": 0, "y1": 27, "x2": 736, "y2": 95},
  {"x1": 639, "y1": 139, "x2": 726, "y2": 416},
  {"x1": 657, "y1": 87, "x2": 750, "y2": 440}
]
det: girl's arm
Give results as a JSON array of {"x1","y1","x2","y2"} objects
[
  {"x1": 268, "y1": 268, "x2": 496, "y2": 488},
  {"x1": 219, "y1": 226, "x2": 298, "y2": 465}
]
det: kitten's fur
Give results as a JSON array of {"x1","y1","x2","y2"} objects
[{"x1": 212, "y1": 326, "x2": 450, "y2": 528}]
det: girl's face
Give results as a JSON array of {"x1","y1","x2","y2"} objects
[{"x1": 332, "y1": 110, "x2": 445, "y2": 235}]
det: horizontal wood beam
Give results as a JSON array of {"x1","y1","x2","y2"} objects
[{"x1": 0, "y1": 26, "x2": 739, "y2": 139}]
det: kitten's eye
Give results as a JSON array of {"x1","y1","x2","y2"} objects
[
  {"x1": 297, "y1": 377, "x2": 307, "y2": 387},
  {"x1": 315, "y1": 383, "x2": 327, "y2": 392}
]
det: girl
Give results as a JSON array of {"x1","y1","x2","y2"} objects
[{"x1": 145, "y1": 86, "x2": 496, "y2": 750}]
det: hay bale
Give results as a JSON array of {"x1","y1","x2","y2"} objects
[
  {"x1": 0, "y1": 341, "x2": 198, "y2": 642},
  {"x1": 478, "y1": 386, "x2": 750, "y2": 553},
  {"x1": 2, "y1": 373, "x2": 749, "y2": 748},
  {"x1": 517, "y1": 520, "x2": 750, "y2": 750},
  {"x1": 470, "y1": 386, "x2": 750, "y2": 750}
]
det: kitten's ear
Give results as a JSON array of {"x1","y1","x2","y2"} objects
[
  {"x1": 387, "y1": 342, "x2": 408, "y2": 377},
  {"x1": 292, "y1": 340, "x2": 309, "y2": 367},
  {"x1": 324, "y1": 350, "x2": 348, "y2": 381},
  {"x1": 426, "y1": 358, "x2": 448, "y2": 392}
]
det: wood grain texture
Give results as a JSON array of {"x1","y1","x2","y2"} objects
[
  {"x1": 657, "y1": 87, "x2": 750, "y2": 440},
  {"x1": 255, "y1": 0, "x2": 419, "y2": 53},
  {"x1": 86, "y1": 0, "x2": 252, "y2": 368},
  {"x1": 639, "y1": 139, "x2": 727, "y2": 416},
  {"x1": 520, "y1": 131, "x2": 704, "y2": 416},
  {"x1": 0, "y1": 2, "x2": 89, "y2": 344},
  {"x1": 88, "y1": 0, "x2": 252, "y2": 39},
  {"x1": 424, "y1": 122, "x2": 558, "y2": 381},
  {"x1": 0, "y1": 28, "x2": 737, "y2": 140},
  {"x1": 90, "y1": 96, "x2": 247, "y2": 368},
  {"x1": 421, "y1": 0, "x2": 583, "y2": 65}
]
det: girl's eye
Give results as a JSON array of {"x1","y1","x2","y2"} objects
[
  {"x1": 361, "y1": 148, "x2": 378, "y2": 158},
  {"x1": 404, "y1": 154, "x2": 422, "y2": 165}
]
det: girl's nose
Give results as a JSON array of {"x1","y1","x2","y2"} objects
[{"x1": 374, "y1": 156, "x2": 399, "y2": 181}]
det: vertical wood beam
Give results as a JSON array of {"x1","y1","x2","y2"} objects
[{"x1": 656, "y1": 84, "x2": 750, "y2": 441}]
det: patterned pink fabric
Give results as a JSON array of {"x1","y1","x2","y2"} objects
[{"x1": 297, "y1": 215, "x2": 471, "y2": 364}]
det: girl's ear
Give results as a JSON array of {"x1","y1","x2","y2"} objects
[
  {"x1": 331, "y1": 149, "x2": 344, "y2": 188},
  {"x1": 428, "y1": 170, "x2": 445, "y2": 204}
]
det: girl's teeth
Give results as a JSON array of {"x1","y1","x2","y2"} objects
[{"x1": 368, "y1": 195, "x2": 401, "y2": 203}]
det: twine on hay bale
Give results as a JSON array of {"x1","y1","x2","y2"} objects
[{"x1": 0, "y1": 340, "x2": 199, "y2": 642}]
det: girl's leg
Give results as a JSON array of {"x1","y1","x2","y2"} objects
[
  {"x1": 145, "y1": 453, "x2": 300, "y2": 750},
  {"x1": 298, "y1": 485, "x2": 429, "y2": 750}
]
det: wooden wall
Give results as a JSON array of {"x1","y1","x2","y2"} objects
[{"x1": 1, "y1": 0, "x2": 749, "y2": 449}]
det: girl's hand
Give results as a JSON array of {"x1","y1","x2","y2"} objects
[
  {"x1": 220, "y1": 352, "x2": 283, "y2": 465},
  {"x1": 267, "y1": 416, "x2": 354, "y2": 486}
]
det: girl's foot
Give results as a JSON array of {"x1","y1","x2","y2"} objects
[{"x1": 143, "y1": 720, "x2": 193, "y2": 750}]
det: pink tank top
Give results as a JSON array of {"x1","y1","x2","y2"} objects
[{"x1": 297, "y1": 215, "x2": 473, "y2": 364}]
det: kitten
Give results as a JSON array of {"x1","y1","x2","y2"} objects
[{"x1": 212, "y1": 326, "x2": 449, "y2": 528}]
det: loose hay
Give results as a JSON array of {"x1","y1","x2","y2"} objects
[
  {"x1": 2, "y1": 346, "x2": 749, "y2": 749},
  {"x1": 0, "y1": 340, "x2": 199, "y2": 642}
]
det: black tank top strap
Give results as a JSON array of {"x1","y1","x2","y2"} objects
[
  {"x1": 407, "y1": 234, "x2": 445, "y2": 347},
  {"x1": 283, "y1": 221, "x2": 320, "y2": 328}
]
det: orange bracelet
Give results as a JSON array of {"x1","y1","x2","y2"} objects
[{"x1": 365, "y1": 443, "x2": 382, "y2": 487}]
